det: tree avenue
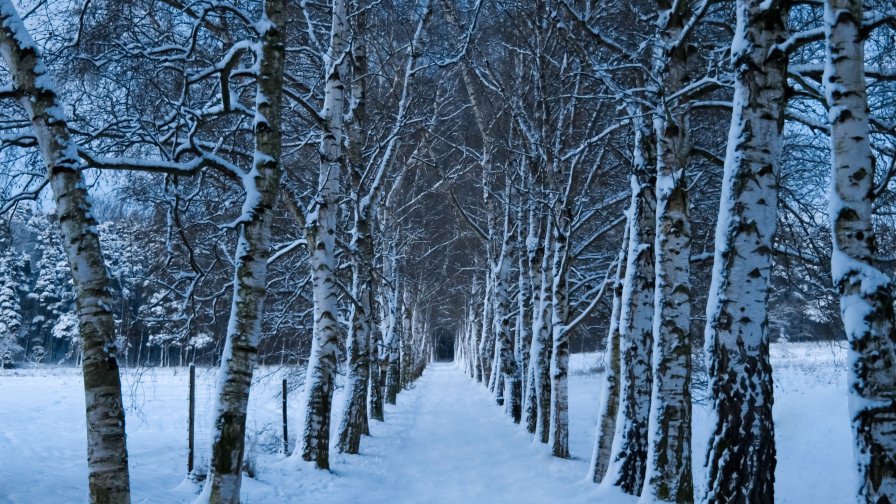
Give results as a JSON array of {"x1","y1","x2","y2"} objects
[{"x1": 0, "y1": 0, "x2": 894, "y2": 503}]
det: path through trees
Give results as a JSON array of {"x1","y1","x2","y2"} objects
[{"x1": 0, "y1": 351, "x2": 858, "y2": 503}]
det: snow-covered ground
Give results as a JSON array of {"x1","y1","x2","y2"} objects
[{"x1": 0, "y1": 342, "x2": 851, "y2": 503}]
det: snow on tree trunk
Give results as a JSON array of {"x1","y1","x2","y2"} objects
[
  {"x1": 0, "y1": 3, "x2": 131, "y2": 501},
  {"x1": 824, "y1": 0, "x2": 896, "y2": 501},
  {"x1": 337, "y1": 257, "x2": 371, "y2": 450},
  {"x1": 337, "y1": 3, "x2": 372, "y2": 453},
  {"x1": 298, "y1": 0, "x2": 348, "y2": 470},
  {"x1": 495, "y1": 199, "x2": 521, "y2": 421},
  {"x1": 468, "y1": 290, "x2": 483, "y2": 382},
  {"x1": 384, "y1": 267, "x2": 402, "y2": 404},
  {"x1": 605, "y1": 126, "x2": 657, "y2": 495},
  {"x1": 701, "y1": 1, "x2": 787, "y2": 500},
  {"x1": 400, "y1": 290, "x2": 414, "y2": 389},
  {"x1": 480, "y1": 266, "x2": 495, "y2": 388},
  {"x1": 524, "y1": 216, "x2": 544, "y2": 434},
  {"x1": 369, "y1": 276, "x2": 385, "y2": 421},
  {"x1": 642, "y1": 1, "x2": 693, "y2": 500},
  {"x1": 515, "y1": 192, "x2": 534, "y2": 420},
  {"x1": 528, "y1": 219, "x2": 554, "y2": 444},
  {"x1": 200, "y1": 3, "x2": 286, "y2": 500},
  {"x1": 369, "y1": 311, "x2": 385, "y2": 422},
  {"x1": 549, "y1": 199, "x2": 571, "y2": 458},
  {"x1": 590, "y1": 224, "x2": 629, "y2": 484}
]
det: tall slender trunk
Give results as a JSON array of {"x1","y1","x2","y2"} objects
[
  {"x1": 825, "y1": 1, "x2": 896, "y2": 501},
  {"x1": 549, "y1": 199, "x2": 571, "y2": 458},
  {"x1": 385, "y1": 269, "x2": 402, "y2": 403},
  {"x1": 528, "y1": 219, "x2": 554, "y2": 443},
  {"x1": 524, "y1": 217, "x2": 544, "y2": 434},
  {"x1": 702, "y1": 1, "x2": 788, "y2": 500},
  {"x1": 368, "y1": 307, "x2": 385, "y2": 421},
  {"x1": 202, "y1": 2, "x2": 285, "y2": 500},
  {"x1": 606, "y1": 125, "x2": 657, "y2": 495},
  {"x1": 515, "y1": 192, "x2": 533, "y2": 421},
  {"x1": 590, "y1": 224, "x2": 629, "y2": 484},
  {"x1": 337, "y1": 3, "x2": 371, "y2": 453},
  {"x1": 642, "y1": 1, "x2": 693, "y2": 501},
  {"x1": 468, "y1": 291, "x2": 483, "y2": 381},
  {"x1": 484, "y1": 185, "x2": 501, "y2": 393},
  {"x1": 298, "y1": 0, "x2": 348, "y2": 470},
  {"x1": 337, "y1": 214, "x2": 373, "y2": 452},
  {"x1": 0, "y1": 4, "x2": 133, "y2": 501},
  {"x1": 495, "y1": 203, "x2": 521, "y2": 421},
  {"x1": 400, "y1": 290, "x2": 413, "y2": 389},
  {"x1": 465, "y1": 303, "x2": 475, "y2": 376},
  {"x1": 479, "y1": 268, "x2": 495, "y2": 387}
]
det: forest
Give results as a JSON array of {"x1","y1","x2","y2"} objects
[{"x1": 0, "y1": 0, "x2": 894, "y2": 502}]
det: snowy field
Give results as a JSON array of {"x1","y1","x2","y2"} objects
[{"x1": 0, "y1": 342, "x2": 851, "y2": 503}]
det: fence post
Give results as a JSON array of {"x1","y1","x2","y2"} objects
[
  {"x1": 282, "y1": 378, "x2": 288, "y2": 454},
  {"x1": 188, "y1": 363, "x2": 195, "y2": 474}
]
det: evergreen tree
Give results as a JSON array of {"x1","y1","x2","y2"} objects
[
  {"x1": 29, "y1": 218, "x2": 77, "y2": 363},
  {"x1": 99, "y1": 220, "x2": 151, "y2": 362},
  {"x1": 0, "y1": 246, "x2": 23, "y2": 367}
]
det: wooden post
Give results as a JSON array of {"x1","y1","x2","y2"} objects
[
  {"x1": 188, "y1": 363, "x2": 195, "y2": 474},
  {"x1": 282, "y1": 378, "x2": 288, "y2": 454}
]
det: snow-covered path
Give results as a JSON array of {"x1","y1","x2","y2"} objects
[
  {"x1": 0, "y1": 346, "x2": 855, "y2": 503},
  {"x1": 244, "y1": 362, "x2": 603, "y2": 503}
]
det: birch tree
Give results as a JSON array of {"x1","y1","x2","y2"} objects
[
  {"x1": 199, "y1": 0, "x2": 286, "y2": 500},
  {"x1": 590, "y1": 224, "x2": 628, "y2": 483},
  {"x1": 605, "y1": 122, "x2": 657, "y2": 495},
  {"x1": 336, "y1": 0, "x2": 373, "y2": 455},
  {"x1": 338, "y1": 0, "x2": 434, "y2": 450},
  {"x1": 824, "y1": 0, "x2": 896, "y2": 500},
  {"x1": 0, "y1": 3, "x2": 130, "y2": 501},
  {"x1": 494, "y1": 183, "x2": 521, "y2": 421},
  {"x1": 642, "y1": 0, "x2": 696, "y2": 500},
  {"x1": 702, "y1": 0, "x2": 789, "y2": 500},
  {"x1": 296, "y1": 0, "x2": 349, "y2": 470}
]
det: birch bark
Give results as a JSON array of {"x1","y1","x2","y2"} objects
[
  {"x1": 590, "y1": 223, "x2": 629, "y2": 484},
  {"x1": 495, "y1": 197, "x2": 521, "y2": 422},
  {"x1": 528, "y1": 219, "x2": 555, "y2": 443},
  {"x1": 549, "y1": 196, "x2": 572, "y2": 458},
  {"x1": 702, "y1": 0, "x2": 788, "y2": 500},
  {"x1": 825, "y1": 0, "x2": 896, "y2": 500},
  {"x1": 298, "y1": 0, "x2": 349, "y2": 470},
  {"x1": 0, "y1": 4, "x2": 132, "y2": 501},
  {"x1": 642, "y1": 0, "x2": 693, "y2": 500},
  {"x1": 337, "y1": 2, "x2": 372, "y2": 453},
  {"x1": 605, "y1": 124, "x2": 657, "y2": 495},
  {"x1": 524, "y1": 214, "x2": 544, "y2": 434},
  {"x1": 202, "y1": 1, "x2": 286, "y2": 499}
]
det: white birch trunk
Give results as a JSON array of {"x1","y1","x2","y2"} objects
[
  {"x1": 605, "y1": 127, "x2": 657, "y2": 495},
  {"x1": 337, "y1": 3, "x2": 372, "y2": 453},
  {"x1": 549, "y1": 199, "x2": 572, "y2": 458},
  {"x1": 495, "y1": 199, "x2": 521, "y2": 421},
  {"x1": 524, "y1": 215, "x2": 544, "y2": 434},
  {"x1": 400, "y1": 289, "x2": 413, "y2": 389},
  {"x1": 642, "y1": 1, "x2": 693, "y2": 500},
  {"x1": 479, "y1": 269, "x2": 494, "y2": 385},
  {"x1": 702, "y1": 1, "x2": 787, "y2": 499},
  {"x1": 201, "y1": 2, "x2": 286, "y2": 500},
  {"x1": 384, "y1": 265, "x2": 402, "y2": 404},
  {"x1": 516, "y1": 192, "x2": 534, "y2": 419},
  {"x1": 0, "y1": 5, "x2": 131, "y2": 501},
  {"x1": 825, "y1": 1, "x2": 896, "y2": 501},
  {"x1": 528, "y1": 219, "x2": 554, "y2": 444},
  {"x1": 298, "y1": 0, "x2": 348, "y2": 470},
  {"x1": 590, "y1": 223, "x2": 629, "y2": 484}
]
